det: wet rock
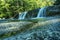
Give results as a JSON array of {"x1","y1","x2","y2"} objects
[
  {"x1": 0, "y1": 21, "x2": 32, "y2": 35},
  {"x1": 0, "y1": 19, "x2": 60, "y2": 40}
]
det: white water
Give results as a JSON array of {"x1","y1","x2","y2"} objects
[
  {"x1": 18, "y1": 7, "x2": 47, "y2": 19},
  {"x1": 19, "y1": 12, "x2": 27, "y2": 19},
  {"x1": 37, "y1": 7, "x2": 47, "y2": 18}
]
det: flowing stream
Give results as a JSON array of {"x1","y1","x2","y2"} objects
[
  {"x1": 0, "y1": 7, "x2": 60, "y2": 40},
  {"x1": 0, "y1": 18, "x2": 60, "y2": 40}
]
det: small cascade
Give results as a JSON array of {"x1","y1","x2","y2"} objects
[
  {"x1": 19, "y1": 12, "x2": 27, "y2": 19},
  {"x1": 37, "y1": 7, "x2": 47, "y2": 18},
  {"x1": 18, "y1": 7, "x2": 47, "y2": 19}
]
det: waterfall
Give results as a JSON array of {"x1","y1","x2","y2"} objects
[
  {"x1": 19, "y1": 12, "x2": 27, "y2": 19},
  {"x1": 18, "y1": 7, "x2": 47, "y2": 20},
  {"x1": 37, "y1": 7, "x2": 47, "y2": 18}
]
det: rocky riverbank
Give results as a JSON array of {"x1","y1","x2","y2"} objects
[{"x1": 0, "y1": 18, "x2": 60, "y2": 40}]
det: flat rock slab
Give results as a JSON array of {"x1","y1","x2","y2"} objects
[{"x1": 0, "y1": 21, "x2": 32, "y2": 35}]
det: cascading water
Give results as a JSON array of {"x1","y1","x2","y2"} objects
[
  {"x1": 18, "y1": 7, "x2": 47, "y2": 19},
  {"x1": 0, "y1": 7, "x2": 60, "y2": 40},
  {"x1": 19, "y1": 12, "x2": 27, "y2": 19},
  {"x1": 37, "y1": 7, "x2": 47, "y2": 18}
]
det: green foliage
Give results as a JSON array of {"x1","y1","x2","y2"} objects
[
  {"x1": 0, "y1": 0, "x2": 55, "y2": 18},
  {"x1": 23, "y1": 0, "x2": 55, "y2": 10}
]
